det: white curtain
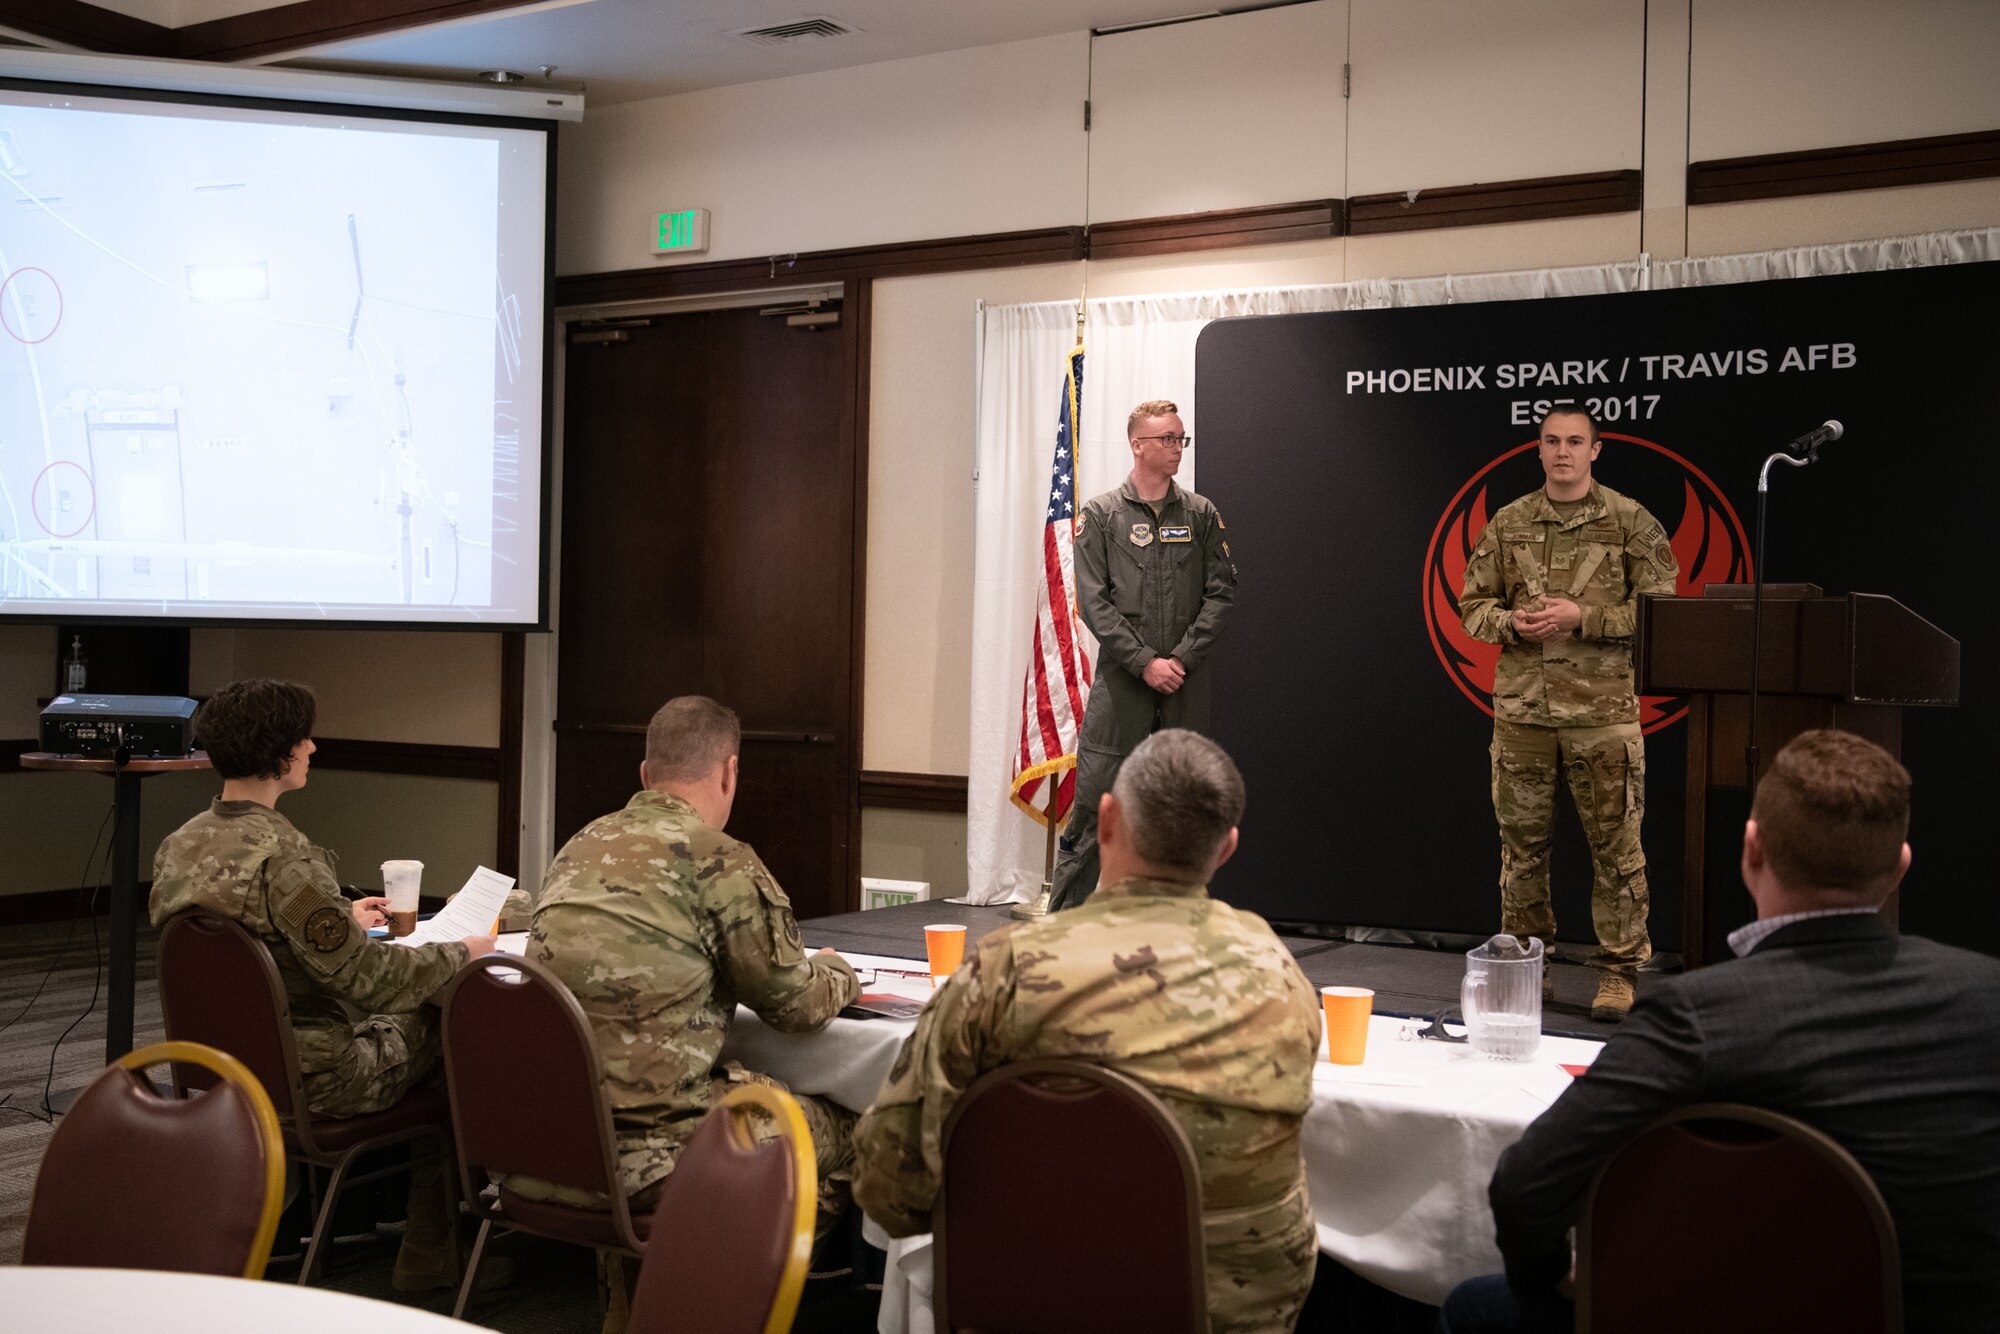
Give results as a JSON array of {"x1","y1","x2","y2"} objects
[
  {"x1": 1650, "y1": 226, "x2": 2000, "y2": 288},
  {"x1": 960, "y1": 227, "x2": 1999, "y2": 904}
]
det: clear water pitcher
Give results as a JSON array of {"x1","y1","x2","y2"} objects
[{"x1": 1462, "y1": 934, "x2": 1543, "y2": 1061}]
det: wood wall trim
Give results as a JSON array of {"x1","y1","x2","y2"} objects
[
  {"x1": 307, "y1": 736, "x2": 501, "y2": 781},
  {"x1": 0, "y1": 0, "x2": 551, "y2": 63},
  {"x1": 844, "y1": 280, "x2": 873, "y2": 911},
  {"x1": 555, "y1": 226, "x2": 1086, "y2": 309},
  {"x1": 2, "y1": 733, "x2": 500, "y2": 782},
  {"x1": 497, "y1": 632, "x2": 524, "y2": 876},
  {"x1": 0, "y1": 1, "x2": 159, "y2": 54},
  {"x1": 1348, "y1": 170, "x2": 1643, "y2": 236},
  {"x1": 859, "y1": 770, "x2": 969, "y2": 813},
  {"x1": 173, "y1": 0, "x2": 552, "y2": 62},
  {"x1": 1688, "y1": 129, "x2": 2000, "y2": 206},
  {"x1": 1088, "y1": 199, "x2": 1344, "y2": 260},
  {"x1": 556, "y1": 177, "x2": 1633, "y2": 309}
]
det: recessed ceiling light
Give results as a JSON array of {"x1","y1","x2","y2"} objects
[{"x1": 478, "y1": 69, "x2": 527, "y2": 84}]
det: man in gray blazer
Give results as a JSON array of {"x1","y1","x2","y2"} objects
[{"x1": 1441, "y1": 728, "x2": 2000, "y2": 1334}]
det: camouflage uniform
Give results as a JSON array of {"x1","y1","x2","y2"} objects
[
  {"x1": 1458, "y1": 482, "x2": 1679, "y2": 975},
  {"x1": 1050, "y1": 479, "x2": 1237, "y2": 910},
  {"x1": 149, "y1": 799, "x2": 467, "y2": 1116},
  {"x1": 525, "y1": 790, "x2": 860, "y2": 1221},
  {"x1": 852, "y1": 876, "x2": 1321, "y2": 1334}
]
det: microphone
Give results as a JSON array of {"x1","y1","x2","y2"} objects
[{"x1": 1787, "y1": 420, "x2": 1843, "y2": 456}]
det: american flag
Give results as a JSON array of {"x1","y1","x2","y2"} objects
[{"x1": 1009, "y1": 342, "x2": 1093, "y2": 826}]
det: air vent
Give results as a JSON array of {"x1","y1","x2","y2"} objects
[{"x1": 730, "y1": 17, "x2": 858, "y2": 47}]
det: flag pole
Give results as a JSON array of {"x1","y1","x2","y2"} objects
[
  {"x1": 1011, "y1": 780, "x2": 1060, "y2": 920},
  {"x1": 1009, "y1": 291, "x2": 1088, "y2": 922}
]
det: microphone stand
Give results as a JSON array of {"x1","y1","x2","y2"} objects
[{"x1": 1746, "y1": 442, "x2": 1821, "y2": 791}]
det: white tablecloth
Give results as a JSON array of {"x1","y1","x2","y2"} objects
[
  {"x1": 718, "y1": 950, "x2": 937, "y2": 1111},
  {"x1": 0, "y1": 1267, "x2": 472, "y2": 1333},
  {"x1": 723, "y1": 952, "x2": 1605, "y2": 1326},
  {"x1": 1306, "y1": 1014, "x2": 1601, "y2": 1305}
]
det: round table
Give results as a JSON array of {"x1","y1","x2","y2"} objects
[{"x1": 0, "y1": 1267, "x2": 470, "y2": 1333}]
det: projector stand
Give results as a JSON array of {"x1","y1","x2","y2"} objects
[{"x1": 19, "y1": 751, "x2": 212, "y2": 1110}]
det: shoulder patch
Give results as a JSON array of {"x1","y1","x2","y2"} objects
[{"x1": 304, "y1": 904, "x2": 351, "y2": 954}]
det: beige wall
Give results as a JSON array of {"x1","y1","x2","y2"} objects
[
  {"x1": 1688, "y1": 0, "x2": 2000, "y2": 159},
  {"x1": 0, "y1": 766, "x2": 494, "y2": 904},
  {"x1": 187, "y1": 629, "x2": 502, "y2": 747},
  {"x1": 1, "y1": 626, "x2": 501, "y2": 898},
  {"x1": 1347, "y1": 0, "x2": 1644, "y2": 195},
  {"x1": 554, "y1": 32, "x2": 1091, "y2": 277},
  {"x1": 1089, "y1": 3, "x2": 1348, "y2": 221},
  {"x1": 860, "y1": 808, "x2": 970, "y2": 901}
]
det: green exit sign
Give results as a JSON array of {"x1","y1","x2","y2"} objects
[{"x1": 651, "y1": 208, "x2": 709, "y2": 255}]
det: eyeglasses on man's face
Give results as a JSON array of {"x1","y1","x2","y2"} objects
[{"x1": 1134, "y1": 433, "x2": 1191, "y2": 448}]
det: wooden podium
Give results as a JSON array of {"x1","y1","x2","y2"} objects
[{"x1": 1637, "y1": 586, "x2": 1958, "y2": 968}]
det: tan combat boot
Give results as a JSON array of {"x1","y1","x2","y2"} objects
[
  {"x1": 1590, "y1": 971, "x2": 1634, "y2": 1022},
  {"x1": 391, "y1": 1160, "x2": 515, "y2": 1294}
]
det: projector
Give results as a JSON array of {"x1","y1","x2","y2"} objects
[{"x1": 39, "y1": 695, "x2": 199, "y2": 760}]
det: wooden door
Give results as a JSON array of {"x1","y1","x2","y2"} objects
[{"x1": 554, "y1": 301, "x2": 859, "y2": 918}]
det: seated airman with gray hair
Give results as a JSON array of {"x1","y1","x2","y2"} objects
[{"x1": 853, "y1": 728, "x2": 1323, "y2": 1334}]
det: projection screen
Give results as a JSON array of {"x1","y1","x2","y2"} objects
[{"x1": 0, "y1": 74, "x2": 553, "y2": 628}]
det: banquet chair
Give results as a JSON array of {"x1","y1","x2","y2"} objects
[
  {"x1": 23, "y1": 1040, "x2": 285, "y2": 1278},
  {"x1": 437, "y1": 952, "x2": 648, "y2": 1319},
  {"x1": 1576, "y1": 1102, "x2": 1901, "y2": 1334},
  {"x1": 935, "y1": 1059, "x2": 1207, "y2": 1334},
  {"x1": 627, "y1": 1082, "x2": 818, "y2": 1334},
  {"x1": 156, "y1": 910, "x2": 458, "y2": 1285}
]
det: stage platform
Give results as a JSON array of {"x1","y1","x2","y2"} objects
[{"x1": 800, "y1": 899, "x2": 1649, "y2": 1041}]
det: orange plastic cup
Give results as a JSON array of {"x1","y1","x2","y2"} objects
[
  {"x1": 1322, "y1": 986, "x2": 1374, "y2": 1065},
  {"x1": 924, "y1": 924, "x2": 968, "y2": 985}
]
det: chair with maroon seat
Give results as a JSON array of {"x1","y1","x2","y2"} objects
[
  {"x1": 1576, "y1": 1102, "x2": 1901, "y2": 1334},
  {"x1": 627, "y1": 1082, "x2": 818, "y2": 1334},
  {"x1": 155, "y1": 910, "x2": 458, "y2": 1285},
  {"x1": 436, "y1": 952, "x2": 649, "y2": 1320},
  {"x1": 935, "y1": 1059, "x2": 1208, "y2": 1334},
  {"x1": 24, "y1": 1040, "x2": 286, "y2": 1278}
]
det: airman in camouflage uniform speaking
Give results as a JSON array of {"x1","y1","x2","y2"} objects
[
  {"x1": 855, "y1": 730, "x2": 1321, "y2": 1333},
  {"x1": 1049, "y1": 398, "x2": 1237, "y2": 911},
  {"x1": 150, "y1": 678, "x2": 498, "y2": 1291},
  {"x1": 526, "y1": 696, "x2": 859, "y2": 1230},
  {"x1": 1459, "y1": 405, "x2": 1679, "y2": 1021}
]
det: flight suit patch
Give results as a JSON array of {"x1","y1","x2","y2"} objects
[
  {"x1": 1159, "y1": 525, "x2": 1192, "y2": 543},
  {"x1": 1129, "y1": 523, "x2": 1154, "y2": 547}
]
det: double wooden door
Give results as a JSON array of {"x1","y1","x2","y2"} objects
[{"x1": 554, "y1": 300, "x2": 860, "y2": 918}]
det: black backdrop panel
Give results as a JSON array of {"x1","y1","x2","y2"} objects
[{"x1": 1196, "y1": 262, "x2": 1996, "y2": 955}]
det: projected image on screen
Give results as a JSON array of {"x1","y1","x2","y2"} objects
[{"x1": 0, "y1": 84, "x2": 548, "y2": 626}]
